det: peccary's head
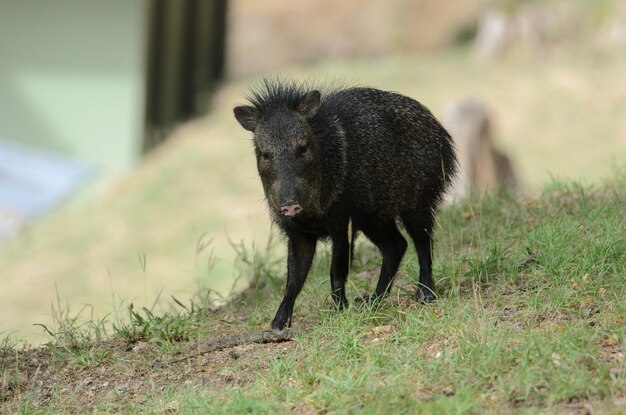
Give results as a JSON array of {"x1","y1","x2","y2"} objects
[{"x1": 234, "y1": 86, "x2": 322, "y2": 218}]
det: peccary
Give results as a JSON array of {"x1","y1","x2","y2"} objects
[{"x1": 234, "y1": 80, "x2": 457, "y2": 330}]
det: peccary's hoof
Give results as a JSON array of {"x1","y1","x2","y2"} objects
[
  {"x1": 271, "y1": 313, "x2": 291, "y2": 331},
  {"x1": 331, "y1": 295, "x2": 349, "y2": 311},
  {"x1": 416, "y1": 288, "x2": 437, "y2": 304}
]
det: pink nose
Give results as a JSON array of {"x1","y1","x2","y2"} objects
[{"x1": 280, "y1": 204, "x2": 303, "y2": 217}]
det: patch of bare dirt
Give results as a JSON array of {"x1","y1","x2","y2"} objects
[
  {"x1": 0, "y1": 311, "x2": 300, "y2": 413},
  {"x1": 545, "y1": 398, "x2": 626, "y2": 415}
]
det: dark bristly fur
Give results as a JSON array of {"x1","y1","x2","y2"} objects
[{"x1": 234, "y1": 79, "x2": 457, "y2": 330}]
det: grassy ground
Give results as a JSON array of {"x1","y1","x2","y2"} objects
[
  {"x1": 1, "y1": 174, "x2": 624, "y2": 414},
  {"x1": 1, "y1": 46, "x2": 625, "y2": 344}
]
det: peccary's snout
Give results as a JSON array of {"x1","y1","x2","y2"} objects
[
  {"x1": 278, "y1": 180, "x2": 304, "y2": 217},
  {"x1": 280, "y1": 202, "x2": 303, "y2": 217}
]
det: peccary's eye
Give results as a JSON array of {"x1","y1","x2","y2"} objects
[
  {"x1": 260, "y1": 152, "x2": 271, "y2": 161},
  {"x1": 296, "y1": 144, "x2": 308, "y2": 158}
]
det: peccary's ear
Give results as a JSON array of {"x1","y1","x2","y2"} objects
[
  {"x1": 297, "y1": 90, "x2": 321, "y2": 119},
  {"x1": 233, "y1": 105, "x2": 259, "y2": 131}
]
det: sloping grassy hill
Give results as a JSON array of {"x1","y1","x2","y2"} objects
[
  {"x1": 1, "y1": 47, "x2": 625, "y2": 343},
  {"x1": 1, "y1": 174, "x2": 624, "y2": 413}
]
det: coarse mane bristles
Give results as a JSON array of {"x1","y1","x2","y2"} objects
[
  {"x1": 246, "y1": 79, "x2": 310, "y2": 113},
  {"x1": 244, "y1": 77, "x2": 345, "y2": 115}
]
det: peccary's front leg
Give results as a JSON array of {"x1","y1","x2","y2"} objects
[
  {"x1": 330, "y1": 232, "x2": 350, "y2": 309},
  {"x1": 271, "y1": 231, "x2": 317, "y2": 330}
]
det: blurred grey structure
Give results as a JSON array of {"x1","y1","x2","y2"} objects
[
  {"x1": 0, "y1": 0, "x2": 226, "y2": 237},
  {"x1": 474, "y1": 7, "x2": 547, "y2": 58},
  {"x1": 599, "y1": 18, "x2": 626, "y2": 49},
  {"x1": 473, "y1": 9, "x2": 512, "y2": 58},
  {"x1": 445, "y1": 98, "x2": 517, "y2": 200},
  {"x1": 0, "y1": 140, "x2": 91, "y2": 241}
]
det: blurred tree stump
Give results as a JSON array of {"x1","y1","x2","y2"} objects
[{"x1": 444, "y1": 98, "x2": 518, "y2": 201}]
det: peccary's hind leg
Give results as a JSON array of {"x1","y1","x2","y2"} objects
[
  {"x1": 401, "y1": 209, "x2": 436, "y2": 302},
  {"x1": 361, "y1": 220, "x2": 408, "y2": 300},
  {"x1": 271, "y1": 231, "x2": 317, "y2": 330},
  {"x1": 329, "y1": 230, "x2": 350, "y2": 310}
]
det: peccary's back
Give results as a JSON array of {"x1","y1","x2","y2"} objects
[{"x1": 322, "y1": 87, "x2": 456, "y2": 216}]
